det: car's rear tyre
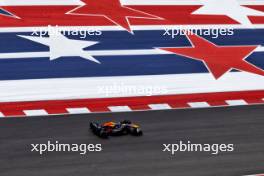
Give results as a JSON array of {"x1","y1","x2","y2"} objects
[{"x1": 90, "y1": 122, "x2": 98, "y2": 129}]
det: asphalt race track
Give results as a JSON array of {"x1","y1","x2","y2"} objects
[{"x1": 0, "y1": 105, "x2": 264, "y2": 176}]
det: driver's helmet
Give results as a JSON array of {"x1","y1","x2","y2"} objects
[
  {"x1": 114, "y1": 123, "x2": 122, "y2": 129},
  {"x1": 121, "y1": 120, "x2": 132, "y2": 124}
]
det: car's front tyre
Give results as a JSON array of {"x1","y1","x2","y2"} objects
[{"x1": 130, "y1": 128, "x2": 143, "y2": 136}]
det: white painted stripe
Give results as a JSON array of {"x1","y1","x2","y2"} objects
[
  {"x1": 226, "y1": 100, "x2": 248, "y2": 106},
  {"x1": 7, "y1": 46, "x2": 263, "y2": 59},
  {"x1": 0, "y1": 52, "x2": 50, "y2": 59},
  {"x1": 0, "y1": 112, "x2": 5, "y2": 118},
  {"x1": 255, "y1": 46, "x2": 264, "y2": 52},
  {"x1": 1, "y1": 46, "x2": 263, "y2": 60},
  {"x1": 66, "y1": 107, "x2": 90, "y2": 114},
  {"x1": 24, "y1": 109, "x2": 48, "y2": 116},
  {"x1": 108, "y1": 106, "x2": 132, "y2": 112},
  {"x1": 1, "y1": 25, "x2": 264, "y2": 33},
  {"x1": 188, "y1": 102, "x2": 210, "y2": 108},
  {"x1": 0, "y1": 0, "x2": 263, "y2": 6},
  {"x1": 89, "y1": 49, "x2": 169, "y2": 56},
  {"x1": 0, "y1": 72, "x2": 263, "y2": 103},
  {"x1": 0, "y1": 25, "x2": 263, "y2": 35},
  {"x1": 149, "y1": 103, "x2": 171, "y2": 110},
  {"x1": 0, "y1": 49, "x2": 169, "y2": 59}
]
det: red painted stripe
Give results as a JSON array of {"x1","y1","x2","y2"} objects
[
  {"x1": 207, "y1": 100, "x2": 228, "y2": 106},
  {"x1": 87, "y1": 106, "x2": 110, "y2": 112},
  {"x1": 2, "y1": 110, "x2": 25, "y2": 117},
  {"x1": 1, "y1": 5, "x2": 264, "y2": 27},
  {"x1": 45, "y1": 108, "x2": 68, "y2": 115},
  {"x1": 245, "y1": 98, "x2": 264, "y2": 104},
  {"x1": 169, "y1": 102, "x2": 190, "y2": 109},
  {"x1": 129, "y1": 104, "x2": 151, "y2": 111},
  {"x1": 0, "y1": 90, "x2": 263, "y2": 116}
]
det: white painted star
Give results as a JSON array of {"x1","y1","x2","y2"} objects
[
  {"x1": 192, "y1": 0, "x2": 264, "y2": 26},
  {"x1": 18, "y1": 32, "x2": 100, "y2": 63}
]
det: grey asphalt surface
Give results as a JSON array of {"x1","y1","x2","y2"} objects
[{"x1": 0, "y1": 105, "x2": 264, "y2": 176}]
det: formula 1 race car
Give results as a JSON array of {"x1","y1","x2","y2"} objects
[{"x1": 90, "y1": 120, "x2": 143, "y2": 138}]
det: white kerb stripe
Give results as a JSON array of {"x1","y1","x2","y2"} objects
[
  {"x1": 24, "y1": 109, "x2": 48, "y2": 116},
  {"x1": 188, "y1": 102, "x2": 211, "y2": 108},
  {"x1": 108, "y1": 106, "x2": 132, "y2": 112},
  {"x1": 148, "y1": 103, "x2": 171, "y2": 110},
  {"x1": 0, "y1": 112, "x2": 5, "y2": 118},
  {"x1": 66, "y1": 107, "x2": 90, "y2": 114},
  {"x1": 226, "y1": 100, "x2": 248, "y2": 106}
]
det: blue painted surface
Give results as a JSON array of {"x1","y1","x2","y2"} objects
[{"x1": 0, "y1": 29, "x2": 263, "y2": 80}]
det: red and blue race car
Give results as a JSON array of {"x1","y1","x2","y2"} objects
[{"x1": 90, "y1": 120, "x2": 143, "y2": 138}]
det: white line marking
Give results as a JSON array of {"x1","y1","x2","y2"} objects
[
  {"x1": 23, "y1": 109, "x2": 48, "y2": 116},
  {"x1": 0, "y1": 112, "x2": 5, "y2": 118},
  {"x1": 2, "y1": 24, "x2": 264, "y2": 33},
  {"x1": 0, "y1": 52, "x2": 49, "y2": 59},
  {"x1": 148, "y1": 103, "x2": 171, "y2": 110},
  {"x1": 0, "y1": 72, "x2": 263, "y2": 103},
  {"x1": 225, "y1": 100, "x2": 248, "y2": 106},
  {"x1": 0, "y1": 46, "x2": 262, "y2": 60},
  {"x1": 66, "y1": 107, "x2": 90, "y2": 114},
  {"x1": 255, "y1": 46, "x2": 264, "y2": 52},
  {"x1": 0, "y1": 49, "x2": 169, "y2": 59},
  {"x1": 188, "y1": 102, "x2": 211, "y2": 108},
  {"x1": 108, "y1": 106, "x2": 132, "y2": 112}
]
